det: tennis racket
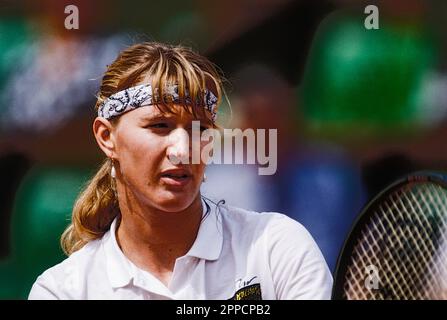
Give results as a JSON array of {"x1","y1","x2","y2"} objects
[{"x1": 332, "y1": 172, "x2": 447, "y2": 300}]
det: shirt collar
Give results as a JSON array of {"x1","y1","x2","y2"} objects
[
  {"x1": 185, "y1": 197, "x2": 223, "y2": 261},
  {"x1": 103, "y1": 197, "x2": 224, "y2": 289},
  {"x1": 103, "y1": 218, "x2": 134, "y2": 288}
]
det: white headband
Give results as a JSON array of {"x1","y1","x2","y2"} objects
[{"x1": 98, "y1": 83, "x2": 218, "y2": 122}]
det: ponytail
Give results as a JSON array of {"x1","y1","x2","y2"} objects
[{"x1": 61, "y1": 159, "x2": 119, "y2": 255}]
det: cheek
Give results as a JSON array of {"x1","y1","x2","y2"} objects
[{"x1": 117, "y1": 130, "x2": 164, "y2": 177}]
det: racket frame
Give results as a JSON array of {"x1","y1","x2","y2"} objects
[{"x1": 331, "y1": 171, "x2": 447, "y2": 299}]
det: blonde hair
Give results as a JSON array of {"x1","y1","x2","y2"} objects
[{"x1": 61, "y1": 42, "x2": 225, "y2": 255}]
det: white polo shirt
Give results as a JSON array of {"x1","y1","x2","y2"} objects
[{"x1": 28, "y1": 198, "x2": 333, "y2": 300}]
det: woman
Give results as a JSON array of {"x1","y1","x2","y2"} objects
[{"x1": 28, "y1": 42, "x2": 332, "y2": 299}]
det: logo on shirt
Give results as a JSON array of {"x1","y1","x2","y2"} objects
[{"x1": 229, "y1": 276, "x2": 262, "y2": 300}]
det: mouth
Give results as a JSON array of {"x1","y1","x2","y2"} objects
[{"x1": 160, "y1": 169, "x2": 192, "y2": 187}]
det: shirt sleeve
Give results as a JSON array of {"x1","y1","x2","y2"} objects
[
  {"x1": 266, "y1": 215, "x2": 333, "y2": 300},
  {"x1": 28, "y1": 273, "x2": 60, "y2": 300}
]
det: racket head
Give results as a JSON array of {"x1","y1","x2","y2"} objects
[{"x1": 332, "y1": 171, "x2": 447, "y2": 300}]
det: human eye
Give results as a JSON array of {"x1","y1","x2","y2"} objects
[
  {"x1": 148, "y1": 122, "x2": 169, "y2": 129},
  {"x1": 142, "y1": 116, "x2": 172, "y2": 130}
]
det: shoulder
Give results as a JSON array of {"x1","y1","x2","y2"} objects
[
  {"x1": 219, "y1": 203, "x2": 333, "y2": 299},
  {"x1": 220, "y1": 203, "x2": 313, "y2": 245},
  {"x1": 218, "y1": 202, "x2": 323, "y2": 262},
  {"x1": 28, "y1": 238, "x2": 103, "y2": 300}
]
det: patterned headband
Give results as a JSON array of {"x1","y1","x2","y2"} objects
[{"x1": 97, "y1": 83, "x2": 218, "y2": 122}]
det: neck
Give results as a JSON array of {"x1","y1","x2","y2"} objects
[{"x1": 115, "y1": 188, "x2": 203, "y2": 286}]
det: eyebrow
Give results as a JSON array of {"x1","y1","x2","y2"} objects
[
  {"x1": 139, "y1": 112, "x2": 213, "y2": 126},
  {"x1": 140, "y1": 114, "x2": 171, "y2": 122}
]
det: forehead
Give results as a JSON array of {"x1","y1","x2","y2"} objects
[{"x1": 120, "y1": 104, "x2": 209, "y2": 123}]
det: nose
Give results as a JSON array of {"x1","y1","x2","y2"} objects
[{"x1": 167, "y1": 128, "x2": 191, "y2": 165}]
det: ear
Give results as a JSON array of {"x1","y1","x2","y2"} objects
[{"x1": 93, "y1": 117, "x2": 117, "y2": 159}]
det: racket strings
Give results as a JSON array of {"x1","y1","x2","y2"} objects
[{"x1": 343, "y1": 182, "x2": 447, "y2": 299}]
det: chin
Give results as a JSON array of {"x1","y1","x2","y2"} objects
[{"x1": 153, "y1": 190, "x2": 197, "y2": 212}]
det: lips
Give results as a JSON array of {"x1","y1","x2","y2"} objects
[{"x1": 160, "y1": 168, "x2": 192, "y2": 187}]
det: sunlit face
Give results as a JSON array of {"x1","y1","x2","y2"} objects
[{"x1": 110, "y1": 104, "x2": 212, "y2": 212}]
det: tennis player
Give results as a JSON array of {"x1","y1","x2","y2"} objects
[{"x1": 28, "y1": 42, "x2": 332, "y2": 300}]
